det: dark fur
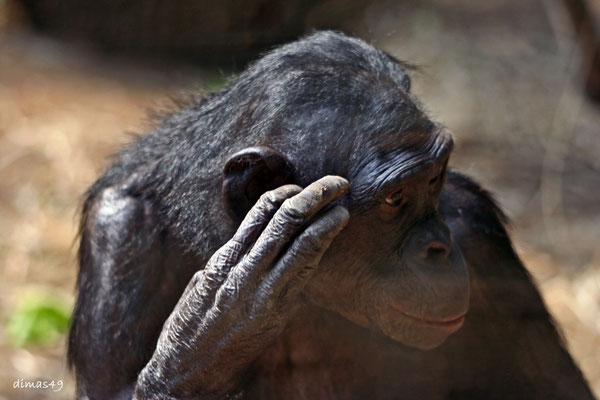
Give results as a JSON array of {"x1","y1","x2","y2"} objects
[{"x1": 68, "y1": 31, "x2": 594, "y2": 399}]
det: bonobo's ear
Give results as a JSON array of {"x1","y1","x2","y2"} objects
[{"x1": 222, "y1": 146, "x2": 294, "y2": 222}]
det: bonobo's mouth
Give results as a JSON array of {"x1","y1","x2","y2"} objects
[{"x1": 388, "y1": 305, "x2": 466, "y2": 334}]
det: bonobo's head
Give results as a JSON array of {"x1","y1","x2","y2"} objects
[{"x1": 219, "y1": 31, "x2": 469, "y2": 350}]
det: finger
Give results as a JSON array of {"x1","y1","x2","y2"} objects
[
  {"x1": 261, "y1": 205, "x2": 349, "y2": 301},
  {"x1": 232, "y1": 184, "x2": 303, "y2": 249},
  {"x1": 201, "y1": 184, "x2": 303, "y2": 283},
  {"x1": 243, "y1": 176, "x2": 349, "y2": 276}
]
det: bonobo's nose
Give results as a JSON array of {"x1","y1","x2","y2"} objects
[{"x1": 404, "y1": 216, "x2": 454, "y2": 263}]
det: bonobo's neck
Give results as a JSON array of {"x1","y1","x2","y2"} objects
[{"x1": 247, "y1": 304, "x2": 450, "y2": 399}]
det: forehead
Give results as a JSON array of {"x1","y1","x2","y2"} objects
[
  {"x1": 371, "y1": 109, "x2": 435, "y2": 153},
  {"x1": 347, "y1": 93, "x2": 439, "y2": 166}
]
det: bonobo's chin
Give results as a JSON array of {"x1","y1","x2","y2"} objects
[
  {"x1": 378, "y1": 308, "x2": 466, "y2": 351},
  {"x1": 386, "y1": 328, "x2": 451, "y2": 351}
]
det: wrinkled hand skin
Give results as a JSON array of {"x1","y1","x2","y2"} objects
[{"x1": 134, "y1": 176, "x2": 350, "y2": 399}]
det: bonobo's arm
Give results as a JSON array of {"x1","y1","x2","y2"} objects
[
  {"x1": 69, "y1": 176, "x2": 349, "y2": 399},
  {"x1": 69, "y1": 180, "x2": 177, "y2": 399}
]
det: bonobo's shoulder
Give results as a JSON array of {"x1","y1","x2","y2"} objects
[
  {"x1": 440, "y1": 170, "x2": 510, "y2": 244},
  {"x1": 84, "y1": 186, "x2": 141, "y2": 228},
  {"x1": 80, "y1": 178, "x2": 160, "y2": 246}
]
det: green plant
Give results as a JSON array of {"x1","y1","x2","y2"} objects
[{"x1": 5, "y1": 291, "x2": 71, "y2": 347}]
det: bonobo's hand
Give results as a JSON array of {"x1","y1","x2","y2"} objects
[{"x1": 134, "y1": 176, "x2": 350, "y2": 399}]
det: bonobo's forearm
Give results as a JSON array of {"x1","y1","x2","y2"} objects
[{"x1": 133, "y1": 177, "x2": 350, "y2": 399}]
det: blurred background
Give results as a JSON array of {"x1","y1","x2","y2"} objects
[{"x1": 0, "y1": 0, "x2": 599, "y2": 398}]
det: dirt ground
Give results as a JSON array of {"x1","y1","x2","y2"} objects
[{"x1": 0, "y1": 0, "x2": 599, "y2": 398}]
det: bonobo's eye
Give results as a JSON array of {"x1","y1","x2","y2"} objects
[{"x1": 385, "y1": 189, "x2": 405, "y2": 207}]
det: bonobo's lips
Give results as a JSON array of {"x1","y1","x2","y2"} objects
[{"x1": 388, "y1": 305, "x2": 466, "y2": 334}]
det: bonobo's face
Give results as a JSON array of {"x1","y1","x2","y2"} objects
[
  {"x1": 303, "y1": 126, "x2": 470, "y2": 350},
  {"x1": 219, "y1": 32, "x2": 470, "y2": 350}
]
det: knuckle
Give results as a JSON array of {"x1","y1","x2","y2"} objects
[
  {"x1": 247, "y1": 191, "x2": 282, "y2": 222},
  {"x1": 190, "y1": 270, "x2": 205, "y2": 286},
  {"x1": 256, "y1": 184, "x2": 301, "y2": 211},
  {"x1": 240, "y1": 252, "x2": 263, "y2": 271},
  {"x1": 280, "y1": 198, "x2": 309, "y2": 222},
  {"x1": 214, "y1": 251, "x2": 233, "y2": 267},
  {"x1": 217, "y1": 240, "x2": 244, "y2": 263},
  {"x1": 229, "y1": 238, "x2": 245, "y2": 252},
  {"x1": 298, "y1": 232, "x2": 326, "y2": 255},
  {"x1": 257, "y1": 190, "x2": 280, "y2": 209},
  {"x1": 220, "y1": 279, "x2": 239, "y2": 299},
  {"x1": 202, "y1": 268, "x2": 225, "y2": 287}
]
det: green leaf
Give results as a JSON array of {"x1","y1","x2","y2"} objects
[{"x1": 5, "y1": 291, "x2": 72, "y2": 347}]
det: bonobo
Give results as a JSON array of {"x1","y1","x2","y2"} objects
[{"x1": 68, "y1": 31, "x2": 594, "y2": 399}]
